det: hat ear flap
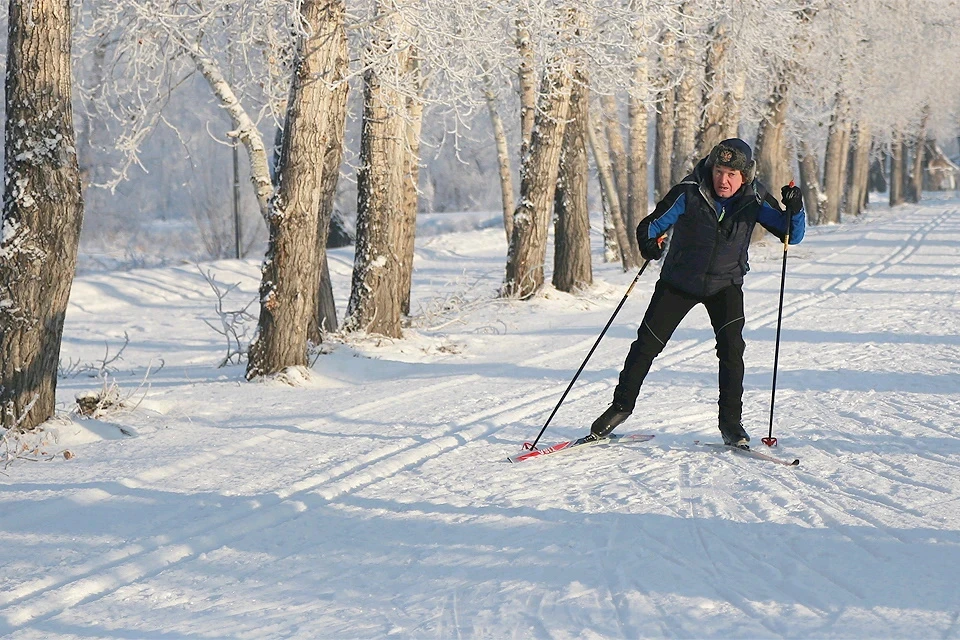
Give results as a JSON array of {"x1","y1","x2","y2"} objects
[
  {"x1": 742, "y1": 160, "x2": 757, "y2": 183},
  {"x1": 707, "y1": 144, "x2": 721, "y2": 167}
]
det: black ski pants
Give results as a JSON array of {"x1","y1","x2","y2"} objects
[{"x1": 613, "y1": 280, "x2": 746, "y2": 427}]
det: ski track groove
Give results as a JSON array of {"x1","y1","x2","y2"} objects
[{"x1": 6, "y1": 206, "x2": 955, "y2": 634}]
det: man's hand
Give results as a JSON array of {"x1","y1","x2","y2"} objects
[
  {"x1": 640, "y1": 235, "x2": 666, "y2": 261},
  {"x1": 781, "y1": 184, "x2": 803, "y2": 216}
]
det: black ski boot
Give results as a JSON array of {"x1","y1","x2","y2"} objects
[
  {"x1": 719, "y1": 421, "x2": 751, "y2": 449},
  {"x1": 590, "y1": 403, "x2": 632, "y2": 440}
]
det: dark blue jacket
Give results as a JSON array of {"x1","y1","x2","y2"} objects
[{"x1": 638, "y1": 158, "x2": 805, "y2": 297}]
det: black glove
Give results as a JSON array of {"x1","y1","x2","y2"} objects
[
  {"x1": 640, "y1": 235, "x2": 665, "y2": 261},
  {"x1": 781, "y1": 184, "x2": 803, "y2": 216}
]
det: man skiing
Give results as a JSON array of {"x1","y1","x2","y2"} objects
[{"x1": 590, "y1": 138, "x2": 805, "y2": 449}]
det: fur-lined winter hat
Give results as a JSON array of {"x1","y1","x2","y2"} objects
[{"x1": 707, "y1": 138, "x2": 757, "y2": 183}]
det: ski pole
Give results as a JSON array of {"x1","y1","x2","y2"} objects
[
  {"x1": 525, "y1": 257, "x2": 655, "y2": 451},
  {"x1": 763, "y1": 182, "x2": 794, "y2": 448}
]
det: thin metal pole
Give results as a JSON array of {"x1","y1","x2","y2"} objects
[
  {"x1": 764, "y1": 233, "x2": 789, "y2": 447},
  {"x1": 232, "y1": 143, "x2": 242, "y2": 259},
  {"x1": 527, "y1": 260, "x2": 651, "y2": 451}
]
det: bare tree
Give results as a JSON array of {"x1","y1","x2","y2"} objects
[
  {"x1": 0, "y1": 0, "x2": 85, "y2": 430},
  {"x1": 670, "y1": 4, "x2": 701, "y2": 183},
  {"x1": 482, "y1": 62, "x2": 516, "y2": 242},
  {"x1": 247, "y1": 0, "x2": 348, "y2": 378},
  {"x1": 400, "y1": 51, "x2": 425, "y2": 316},
  {"x1": 346, "y1": 4, "x2": 414, "y2": 336},
  {"x1": 653, "y1": 29, "x2": 676, "y2": 201},
  {"x1": 846, "y1": 123, "x2": 871, "y2": 215},
  {"x1": 588, "y1": 107, "x2": 633, "y2": 271},
  {"x1": 503, "y1": 7, "x2": 577, "y2": 299},
  {"x1": 889, "y1": 130, "x2": 906, "y2": 206},
  {"x1": 626, "y1": 20, "x2": 650, "y2": 247},
  {"x1": 908, "y1": 106, "x2": 929, "y2": 203},
  {"x1": 553, "y1": 70, "x2": 592, "y2": 292},
  {"x1": 797, "y1": 139, "x2": 824, "y2": 225},
  {"x1": 822, "y1": 93, "x2": 851, "y2": 223}
]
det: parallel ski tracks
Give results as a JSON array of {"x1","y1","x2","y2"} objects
[{"x1": 4, "y1": 207, "x2": 955, "y2": 633}]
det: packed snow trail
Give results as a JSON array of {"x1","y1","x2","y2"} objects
[{"x1": 0, "y1": 201, "x2": 958, "y2": 638}]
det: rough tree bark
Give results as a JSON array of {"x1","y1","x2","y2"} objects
[
  {"x1": 600, "y1": 94, "x2": 636, "y2": 262},
  {"x1": 308, "y1": 4, "x2": 349, "y2": 342},
  {"x1": 588, "y1": 107, "x2": 634, "y2": 271},
  {"x1": 517, "y1": 17, "x2": 537, "y2": 162},
  {"x1": 503, "y1": 10, "x2": 577, "y2": 299},
  {"x1": 653, "y1": 29, "x2": 676, "y2": 201},
  {"x1": 247, "y1": 0, "x2": 345, "y2": 378},
  {"x1": 0, "y1": 0, "x2": 85, "y2": 430},
  {"x1": 797, "y1": 139, "x2": 823, "y2": 225},
  {"x1": 553, "y1": 70, "x2": 592, "y2": 293},
  {"x1": 482, "y1": 64, "x2": 515, "y2": 243},
  {"x1": 908, "y1": 107, "x2": 929, "y2": 203},
  {"x1": 822, "y1": 94, "x2": 851, "y2": 224},
  {"x1": 627, "y1": 26, "x2": 649, "y2": 247},
  {"x1": 346, "y1": 13, "x2": 412, "y2": 336},
  {"x1": 670, "y1": 32, "x2": 701, "y2": 182},
  {"x1": 399, "y1": 51, "x2": 424, "y2": 316},
  {"x1": 696, "y1": 18, "x2": 730, "y2": 157},
  {"x1": 889, "y1": 131, "x2": 905, "y2": 206},
  {"x1": 847, "y1": 123, "x2": 871, "y2": 216}
]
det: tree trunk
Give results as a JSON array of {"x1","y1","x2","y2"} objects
[
  {"x1": 600, "y1": 95, "x2": 635, "y2": 261},
  {"x1": 755, "y1": 82, "x2": 792, "y2": 192},
  {"x1": 889, "y1": 131, "x2": 905, "y2": 206},
  {"x1": 588, "y1": 107, "x2": 634, "y2": 271},
  {"x1": 503, "y1": 13, "x2": 576, "y2": 299},
  {"x1": 189, "y1": 49, "x2": 274, "y2": 220},
  {"x1": 0, "y1": 0, "x2": 84, "y2": 431},
  {"x1": 908, "y1": 108, "x2": 929, "y2": 203},
  {"x1": 399, "y1": 51, "x2": 424, "y2": 316},
  {"x1": 247, "y1": 0, "x2": 344, "y2": 379},
  {"x1": 869, "y1": 145, "x2": 887, "y2": 193},
  {"x1": 797, "y1": 139, "x2": 823, "y2": 225},
  {"x1": 482, "y1": 65, "x2": 515, "y2": 243},
  {"x1": 653, "y1": 30, "x2": 676, "y2": 202},
  {"x1": 753, "y1": 80, "x2": 792, "y2": 242},
  {"x1": 697, "y1": 19, "x2": 730, "y2": 157},
  {"x1": 346, "y1": 28, "x2": 411, "y2": 336},
  {"x1": 723, "y1": 70, "x2": 747, "y2": 139},
  {"x1": 671, "y1": 27, "x2": 701, "y2": 183},
  {"x1": 822, "y1": 97, "x2": 850, "y2": 224},
  {"x1": 627, "y1": 30, "x2": 650, "y2": 245},
  {"x1": 308, "y1": 4, "x2": 349, "y2": 343},
  {"x1": 553, "y1": 70, "x2": 592, "y2": 293},
  {"x1": 516, "y1": 17, "x2": 537, "y2": 162},
  {"x1": 847, "y1": 123, "x2": 871, "y2": 215}
]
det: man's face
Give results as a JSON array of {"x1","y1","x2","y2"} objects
[{"x1": 712, "y1": 165, "x2": 744, "y2": 198}]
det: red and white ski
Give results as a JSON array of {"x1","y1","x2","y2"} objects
[{"x1": 507, "y1": 433, "x2": 655, "y2": 463}]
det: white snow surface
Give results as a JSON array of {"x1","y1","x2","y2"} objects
[{"x1": 2, "y1": 197, "x2": 960, "y2": 639}]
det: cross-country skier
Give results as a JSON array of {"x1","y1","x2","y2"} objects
[{"x1": 590, "y1": 138, "x2": 805, "y2": 448}]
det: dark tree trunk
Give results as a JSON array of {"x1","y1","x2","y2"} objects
[
  {"x1": 309, "y1": 4, "x2": 349, "y2": 342},
  {"x1": 797, "y1": 139, "x2": 823, "y2": 225},
  {"x1": 399, "y1": 52, "x2": 424, "y2": 316},
  {"x1": 247, "y1": 0, "x2": 345, "y2": 378},
  {"x1": 346, "y1": 42, "x2": 409, "y2": 337},
  {"x1": 847, "y1": 123, "x2": 871, "y2": 216},
  {"x1": 653, "y1": 30, "x2": 676, "y2": 202},
  {"x1": 553, "y1": 71, "x2": 592, "y2": 292},
  {"x1": 0, "y1": 0, "x2": 85, "y2": 430},
  {"x1": 503, "y1": 27, "x2": 575, "y2": 299},
  {"x1": 890, "y1": 132, "x2": 905, "y2": 206}
]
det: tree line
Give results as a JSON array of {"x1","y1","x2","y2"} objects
[{"x1": 1, "y1": 0, "x2": 957, "y2": 431}]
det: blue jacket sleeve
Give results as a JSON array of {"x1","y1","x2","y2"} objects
[
  {"x1": 757, "y1": 193, "x2": 805, "y2": 244},
  {"x1": 638, "y1": 186, "x2": 687, "y2": 241}
]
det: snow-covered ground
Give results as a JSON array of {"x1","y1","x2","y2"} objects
[{"x1": 1, "y1": 196, "x2": 959, "y2": 639}]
